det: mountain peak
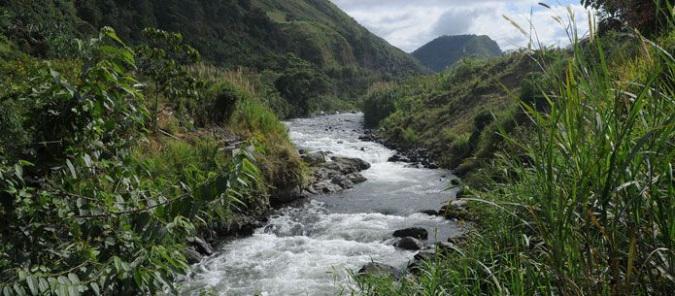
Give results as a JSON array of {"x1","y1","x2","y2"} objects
[{"x1": 412, "y1": 34, "x2": 502, "y2": 72}]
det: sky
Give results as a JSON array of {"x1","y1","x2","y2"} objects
[{"x1": 330, "y1": 0, "x2": 594, "y2": 52}]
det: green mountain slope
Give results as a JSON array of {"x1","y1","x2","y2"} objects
[
  {"x1": 0, "y1": 0, "x2": 424, "y2": 113},
  {"x1": 412, "y1": 34, "x2": 502, "y2": 72}
]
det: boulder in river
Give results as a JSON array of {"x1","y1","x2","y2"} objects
[
  {"x1": 185, "y1": 247, "x2": 203, "y2": 264},
  {"x1": 331, "y1": 156, "x2": 371, "y2": 172},
  {"x1": 419, "y1": 210, "x2": 438, "y2": 216},
  {"x1": 395, "y1": 237, "x2": 424, "y2": 250},
  {"x1": 357, "y1": 263, "x2": 401, "y2": 279},
  {"x1": 305, "y1": 154, "x2": 371, "y2": 195},
  {"x1": 187, "y1": 237, "x2": 214, "y2": 256},
  {"x1": 393, "y1": 227, "x2": 428, "y2": 240},
  {"x1": 347, "y1": 173, "x2": 367, "y2": 184},
  {"x1": 302, "y1": 151, "x2": 329, "y2": 166}
]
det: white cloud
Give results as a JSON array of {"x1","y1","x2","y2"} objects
[{"x1": 330, "y1": 0, "x2": 594, "y2": 52}]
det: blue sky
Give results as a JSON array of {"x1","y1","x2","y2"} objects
[{"x1": 331, "y1": 0, "x2": 594, "y2": 52}]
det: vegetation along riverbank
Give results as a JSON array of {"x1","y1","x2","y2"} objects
[{"x1": 359, "y1": 1, "x2": 674, "y2": 295}]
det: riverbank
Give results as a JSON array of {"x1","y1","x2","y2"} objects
[{"x1": 357, "y1": 25, "x2": 675, "y2": 295}]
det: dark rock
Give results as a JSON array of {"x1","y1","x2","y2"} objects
[
  {"x1": 436, "y1": 241, "x2": 456, "y2": 253},
  {"x1": 331, "y1": 175, "x2": 354, "y2": 189},
  {"x1": 302, "y1": 151, "x2": 329, "y2": 166},
  {"x1": 414, "y1": 249, "x2": 436, "y2": 261},
  {"x1": 440, "y1": 200, "x2": 471, "y2": 220},
  {"x1": 271, "y1": 185, "x2": 307, "y2": 206},
  {"x1": 419, "y1": 210, "x2": 438, "y2": 216},
  {"x1": 393, "y1": 227, "x2": 428, "y2": 240},
  {"x1": 395, "y1": 237, "x2": 424, "y2": 250},
  {"x1": 388, "y1": 154, "x2": 410, "y2": 163},
  {"x1": 347, "y1": 173, "x2": 367, "y2": 184},
  {"x1": 331, "y1": 156, "x2": 371, "y2": 172},
  {"x1": 263, "y1": 224, "x2": 276, "y2": 234},
  {"x1": 407, "y1": 249, "x2": 436, "y2": 273},
  {"x1": 187, "y1": 237, "x2": 214, "y2": 256},
  {"x1": 358, "y1": 263, "x2": 401, "y2": 279},
  {"x1": 185, "y1": 247, "x2": 202, "y2": 264},
  {"x1": 312, "y1": 180, "x2": 343, "y2": 194}
]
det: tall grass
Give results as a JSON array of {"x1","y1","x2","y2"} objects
[{"x1": 359, "y1": 10, "x2": 674, "y2": 296}]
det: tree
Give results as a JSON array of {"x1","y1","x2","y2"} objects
[
  {"x1": 581, "y1": 0, "x2": 674, "y2": 34},
  {"x1": 136, "y1": 28, "x2": 201, "y2": 131},
  {"x1": 274, "y1": 54, "x2": 331, "y2": 116}
]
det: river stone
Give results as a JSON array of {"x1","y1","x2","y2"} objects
[
  {"x1": 440, "y1": 200, "x2": 472, "y2": 220},
  {"x1": 419, "y1": 210, "x2": 438, "y2": 216},
  {"x1": 395, "y1": 237, "x2": 424, "y2": 250},
  {"x1": 393, "y1": 227, "x2": 428, "y2": 240},
  {"x1": 407, "y1": 249, "x2": 436, "y2": 274},
  {"x1": 313, "y1": 180, "x2": 342, "y2": 194},
  {"x1": 185, "y1": 247, "x2": 202, "y2": 264},
  {"x1": 436, "y1": 241, "x2": 456, "y2": 253},
  {"x1": 302, "y1": 151, "x2": 329, "y2": 166},
  {"x1": 331, "y1": 156, "x2": 371, "y2": 172},
  {"x1": 331, "y1": 175, "x2": 354, "y2": 189},
  {"x1": 414, "y1": 248, "x2": 436, "y2": 261},
  {"x1": 187, "y1": 237, "x2": 214, "y2": 256},
  {"x1": 358, "y1": 263, "x2": 401, "y2": 279},
  {"x1": 347, "y1": 173, "x2": 367, "y2": 184}
]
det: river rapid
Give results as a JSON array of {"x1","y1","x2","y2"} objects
[{"x1": 181, "y1": 113, "x2": 462, "y2": 295}]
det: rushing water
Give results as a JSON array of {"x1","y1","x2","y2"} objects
[{"x1": 181, "y1": 113, "x2": 462, "y2": 296}]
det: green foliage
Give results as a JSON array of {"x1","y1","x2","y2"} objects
[
  {"x1": 412, "y1": 34, "x2": 502, "y2": 72},
  {"x1": 581, "y1": 0, "x2": 674, "y2": 35},
  {"x1": 365, "y1": 53, "x2": 537, "y2": 169},
  {"x1": 136, "y1": 28, "x2": 201, "y2": 130},
  {"x1": 0, "y1": 27, "x2": 273, "y2": 295},
  {"x1": 274, "y1": 56, "x2": 332, "y2": 117},
  {"x1": 360, "y1": 19, "x2": 675, "y2": 296}
]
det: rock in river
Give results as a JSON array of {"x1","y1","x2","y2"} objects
[
  {"x1": 393, "y1": 227, "x2": 428, "y2": 240},
  {"x1": 304, "y1": 153, "x2": 371, "y2": 195},
  {"x1": 357, "y1": 263, "x2": 401, "y2": 279},
  {"x1": 395, "y1": 237, "x2": 424, "y2": 251}
]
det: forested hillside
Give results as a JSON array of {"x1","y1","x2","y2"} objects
[
  {"x1": 1, "y1": 0, "x2": 425, "y2": 117},
  {"x1": 412, "y1": 35, "x2": 502, "y2": 72}
]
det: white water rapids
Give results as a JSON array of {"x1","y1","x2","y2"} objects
[{"x1": 180, "y1": 113, "x2": 463, "y2": 295}]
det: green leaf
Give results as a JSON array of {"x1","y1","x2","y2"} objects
[
  {"x1": 83, "y1": 154, "x2": 93, "y2": 168},
  {"x1": 67, "y1": 273, "x2": 79, "y2": 285},
  {"x1": 66, "y1": 159, "x2": 77, "y2": 179},
  {"x1": 26, "y1": 275, "x2": 38, "y2": 295},
  {"x1": 14, "y1": 164, "x2": 23, "y2": 180},
  {"x1": 38, "y1": 278, "x2": 49, "y2": 293},
  {"x1": 90, "y1": 282, "x2": 100, "y2": 296}
]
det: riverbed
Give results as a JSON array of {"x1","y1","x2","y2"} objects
[{"x1": 181, "y1": 113, "x2": 462, "y2": 295}]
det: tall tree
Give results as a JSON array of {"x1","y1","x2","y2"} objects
[{"x1": 581, "y1": 0, "x2": 674, "y2": 34}]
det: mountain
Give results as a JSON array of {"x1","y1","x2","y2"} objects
[
  {"x1": 412, "y1": 35, "x2": 502, "y2": 72},
  {"x1": 0, "y1": 0, "x2": 425, "y2": 116}
]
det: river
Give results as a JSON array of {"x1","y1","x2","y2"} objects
[{"x1": 181, "y1": 113, "x2": 463, "y2": 295}]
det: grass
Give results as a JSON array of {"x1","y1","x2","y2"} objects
[{"x1": 358, "y1": 15, "x2": 674, "y2": 296}]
